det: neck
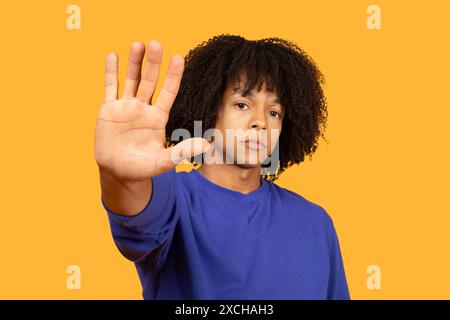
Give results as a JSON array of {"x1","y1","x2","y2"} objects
[{"x1": 196, "y1": 163, "x2": 262, "y2": 194}]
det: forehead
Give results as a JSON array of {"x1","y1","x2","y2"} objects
[{"x1": 225, "y1": 71, "x2": 278, "y2": 97}]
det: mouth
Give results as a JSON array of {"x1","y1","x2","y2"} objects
[{"x1": 241, "y1": 139, "x2": 266, "y2": 151}]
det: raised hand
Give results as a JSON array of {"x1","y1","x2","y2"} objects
[{"x1": 94, "y1": 41, "x2": 210, "y2": 182}]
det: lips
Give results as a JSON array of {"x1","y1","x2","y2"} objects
[{"x1": 242, "y1": 139, "x2": 266, "y2": 150}]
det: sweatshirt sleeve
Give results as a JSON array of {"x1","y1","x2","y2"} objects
[
  {"x1": 326, "y1": 219, "x2": 351, "y2": 300},
  {"x1": 101, "y1": 168, "x2": 178, "y2": 269}
]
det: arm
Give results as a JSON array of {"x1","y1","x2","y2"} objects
[
  {"x1": 102, "y1": 168, "x2": 178, "y2": 266},
  {"x1": 99, "y1": 168, "x2": 152, "y2": 216},
  {"x1": 94, "y1": 41, "x2": 210, "y2": 264},
  {"x1": 327, "y1": 219, "x2": 351, "y2": 300},
  {"x1": 94, "y1": 41, "x2": 210, "y2": 216}
]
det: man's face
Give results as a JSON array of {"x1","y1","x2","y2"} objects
[{"x1": 209, "y1": 73, "x2": 285, "y2": 168}]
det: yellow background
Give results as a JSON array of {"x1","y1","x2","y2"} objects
[{"x1": 0, "y1": 0, "x2": 449, "y2": 299}]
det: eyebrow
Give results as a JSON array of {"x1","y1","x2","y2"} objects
[{"x1": 232, "y1": 88, "x2": 280, "y2": 105}]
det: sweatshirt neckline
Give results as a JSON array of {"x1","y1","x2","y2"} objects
[{"x1": 190, "y1": 168, "x2": 269, "y2": 201}]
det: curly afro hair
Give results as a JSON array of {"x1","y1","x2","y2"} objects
[{"x1": 165, "y1": 34, "x2": 328, "y2": 181}]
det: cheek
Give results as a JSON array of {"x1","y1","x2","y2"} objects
[
  {"x1": 224, "y1": 109, "x2": 248, "y2": 126},
  {"x1": 220, "y1": 111, "x2": 249, "y2": 137},
  {"x1": 266, "y1": 124, "x2": 282, "y2": 152},
  {"x1": 211, "y1": 113, "x2": 245, "y2": 152}
]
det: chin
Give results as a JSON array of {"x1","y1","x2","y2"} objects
[
  {"x1": 235, "y1": 163, "x2": 261, "y2": 169},
  {"x1": 221, "y1": 149, "x2": 270, "y2": 168}
]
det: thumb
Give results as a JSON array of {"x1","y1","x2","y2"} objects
[{"x1": 166, "y1": 138, "x2": 212, "y2": 165}]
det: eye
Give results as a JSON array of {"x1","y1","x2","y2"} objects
[
  {"x1": 234, "y1": 102, "x2": 250, "y2": 110},
  {"x1": 269, "y1": 110, "x2": 281, "y2": 119}
]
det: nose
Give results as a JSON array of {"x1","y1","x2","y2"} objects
[{"x1": 249, "y1": 108, "x2": 268, "y2": 130}]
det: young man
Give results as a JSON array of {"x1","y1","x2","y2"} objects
[{"x1": 94, "y1": 34, "x2": 350, "y2": 299}]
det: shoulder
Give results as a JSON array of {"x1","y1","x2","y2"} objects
[
  {"x1": 267, "y1": 180, "x2": 335, "y2": 230},
  {"x1": 173, "y1": 169, "x2": 196, "y2": 186},
  {"x1": 155, "y1": 168, "x2": 193, "y2": 184},
  {"x1": 165, "y1": 168, "x2": 204, "y2": 196}
]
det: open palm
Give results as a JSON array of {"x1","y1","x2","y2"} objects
[{"x1": 94, "y1": 41, "x2": 210, "y2": 181}]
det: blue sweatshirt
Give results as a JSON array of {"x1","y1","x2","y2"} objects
[{"x1": 102, "y1": 168, "x2": 350, "y2": 300}]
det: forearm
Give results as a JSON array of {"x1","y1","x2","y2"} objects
[{"x1": 99, "y1": 168, "x2": 152, "y2": 216}]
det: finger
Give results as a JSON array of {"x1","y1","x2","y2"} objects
[
  {"x1": 104, "y1": 52, "x2": 118, "y2": 103},
  {"x1": 123, "y1": 41, "x2": 145, "y2": 98},
  {"x1": 155, "y1": 54, "x2": 184, "y2": 113},
  {"x1": 162, "y1": 138, "x2": 211, "y2": 166},
  {"x1": 136, "y1": 40, "x2": 163, "y2": 104}
]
